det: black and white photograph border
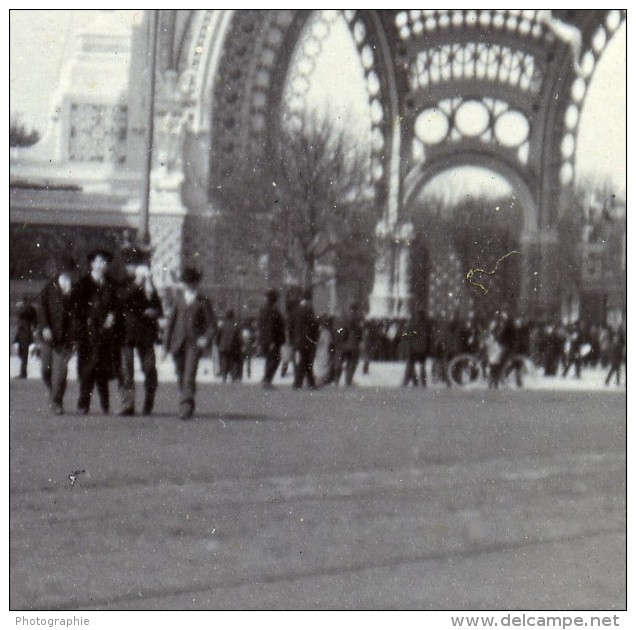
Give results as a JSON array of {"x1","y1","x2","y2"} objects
[{"x1": 6, "y1": 6, "x2": 629, "y2": 625}]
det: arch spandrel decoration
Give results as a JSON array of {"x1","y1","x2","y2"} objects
[{"x1": 167, "y1": 9, "x2": 624, "y2": 216}]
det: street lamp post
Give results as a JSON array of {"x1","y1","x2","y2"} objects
[{"x1": 138, "y1": 9, "x2": 158, "y2": 246}]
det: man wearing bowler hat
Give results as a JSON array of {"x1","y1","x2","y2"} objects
[
  {"x1": 72, "y1": 248, "x2": 119, "y2": 414},
  {"x1": 38, "y1": 256, "x2": 77, "y2": 414},
  {"x1": 117, "y1": 244, "x2": 163, "y2": 416},
  {"x1": 163, "y1": 267, "x2": 217, "y2": 419}
]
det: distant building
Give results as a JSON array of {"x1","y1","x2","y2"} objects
[{"x1": 10, "y1": 11, "x2": 146, "y2": 298}]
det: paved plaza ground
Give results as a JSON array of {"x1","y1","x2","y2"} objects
[{"x1": 9, "y1": 360, "x2": 626, "y2": 610}]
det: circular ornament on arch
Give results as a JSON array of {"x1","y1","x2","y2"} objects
[
  {"x1": 565, "y1": 104, "x2": 579, "y2": 130},
  {"x1": 414, "y1": 108, "x2": 449, "y2": 144},
  {"x1": 561, "y1": 133, "x2": 575, "y2": 159},
  {"x1": 606, "y1": 10, "x2": 621, "y2": 32},
  {"x1": 494, "y1": 109, "x2": 529, "y2": 147},
  {"x1": 454, "y1": 100, "x2": 490, "y2": 137},
  {"x1": 560, "y1": 162, "x2": 574, "y2": 185}
]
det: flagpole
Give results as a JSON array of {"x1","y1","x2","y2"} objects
[{"x1": 139, "y1": 9, "x2": 158, "y2": 246}]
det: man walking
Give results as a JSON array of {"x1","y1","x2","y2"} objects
[
  {"x1": 163, "y1": 267, "x2": 217, "y2": 419},
  {"x1": 72, "y1": 249, "x2": 119, "y2": 414},
  {"x1": 340, "y1": 302, "x2": 365, "y2": 387},
  {"x1": 258, "y1": 288, "x2": 286, "y2": 388},
  {"x1": 402, "y1": 308, "x2": 430, "y2": 388},
  {"x1": 218, "y1": 309, "x2": 242, "y2": 382},
  {"x1": 38, "y1": 257, "x2": 76, "y2": 414},
  {"x1": 290, "y1": 287, "x2": 320, "y2": 389},
  {"x1": 13, "y1": 295, "x2": 37, "y2": 379},
  {"x1": 117, "y1": 246, "x2": 163, "y2": 416}
]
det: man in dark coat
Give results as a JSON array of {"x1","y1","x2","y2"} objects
[
  {"x1": 340, "y1": 302, "x2": 365, "y2": 386},
  {"x1": 258, "y1": 288, "x2": 286, "y2": 388},
  {"x1": 605, "y1": 325, "x2": 626, "y2": 386},
  {"x1": 163, "y1": 267, "x2": 217, "y2": 419},
  {"x1": 402, "y1": 308, "x2": 430, "y2": 387},
  {"x1": 290, "y1": 287, "x2": 320, "y2": 389},
  {"x1": 13, "y1": 295, "x2": 37, "y2": 379},
  {"x1": 117, "y1": 246, "x2": 163, "y2": 416},
  {"x1": 38, "y1": 257, "x2": 76, "y2": 414},
  {"x1": 72, "y1": 249, "x2": 119, "y2": 414},
  {"x1": 218, "y1": 309, "x2": 242, "y2": 382}
]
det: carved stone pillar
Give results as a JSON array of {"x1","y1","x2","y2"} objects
[
  {"x1": 147, "y1": 67, "x2": 198, "y2": 290},
  {"x1": 368, "y1": 220, "x2": 395, "y2": 318},
  {"x1": 392, "y1": 221, "x2": 414, "y2": 318}
]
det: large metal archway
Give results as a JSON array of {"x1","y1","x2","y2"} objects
[{"x1": 151, "y1": 9, "x2": 625, "y2": 316}]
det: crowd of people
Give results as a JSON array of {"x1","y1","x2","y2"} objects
[
  {"x1": 393, "y1": 310, "x2": 626, "y2": 390},
  {"x1": 12, "y1": 245, "x2": 626, "y2": 419}
]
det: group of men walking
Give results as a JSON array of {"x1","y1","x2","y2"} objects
[
  {"x1": 34, "y1": 247, "x2": 165, "y2": 417},
  {"x1": 23, "y1": 242, "x2": 366, "y2": 420},
  {"x1": 36, "y1": 245, "x2": 223, "y2": 420}
]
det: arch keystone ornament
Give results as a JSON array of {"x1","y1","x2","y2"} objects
[{"x1": 150, "y1": 9, "x2": 624, "y2": 316}]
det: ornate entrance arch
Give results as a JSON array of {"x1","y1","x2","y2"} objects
[{"x1": 149, "y1": 9, "x2": 625, "y2": 316}]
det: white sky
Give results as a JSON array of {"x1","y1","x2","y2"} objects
[{"x1": 9, "y1": 10, "x2": 627, "y2": 196}]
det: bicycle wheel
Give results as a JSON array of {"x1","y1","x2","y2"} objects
[{"x1": 447, "y1": 354, "x2": 481, "y2": 387}]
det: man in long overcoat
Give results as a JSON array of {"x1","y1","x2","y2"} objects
[
  {"x1": 290, "y1": 288, "x2": 320, "y2": 389},
  {"x1": 258, "y1": 288, "x2": 286, "y2": 388},
  {"x1": 72, "y1": 249, "x2": 119, "y2": 414},
  {"x1": 38, "y1": 257, "x2": 76, "y2": 414}
]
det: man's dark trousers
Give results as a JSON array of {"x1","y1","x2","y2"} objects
[
  {"x1": 294, "y1": 350, "x2": 316, "y2": 388},
  {"x1": 263, "y1": 347, "x2": 281, "y2": 384},
  {"x1": 172, "y1": 345, "x2": 202, "y2": 416},
  {"x1": 41, "y1": 343, "x2": 73, "y2": 407},
  {"x1": 120, "y1": 341, "x2": 158, "y2": 413}
]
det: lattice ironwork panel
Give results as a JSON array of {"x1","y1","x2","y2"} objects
[
  {"x1": 149, "y1": 215, "x2": 184, "y2": 288},
  {"x1": 394, "y1": 9, "x2": 551, "y2": 42},
  {"x1": 409, "y1": 43, "x2": 543, "y2": 95}
]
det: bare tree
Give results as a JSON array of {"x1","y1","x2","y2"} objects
[
  {"x1": 269, "y1": 111, "x2": 373, "y2": 289},
  {"x1": 213, "y1": 110, "x2": 376, "y2": 304}
]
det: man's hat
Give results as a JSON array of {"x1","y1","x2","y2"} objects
[
  {"x1": 181, "y1": 266, "x2": 203, "y2": 286},
  {"x1": 86, "y1": 248, "x2": 113, "y2": 264}
]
